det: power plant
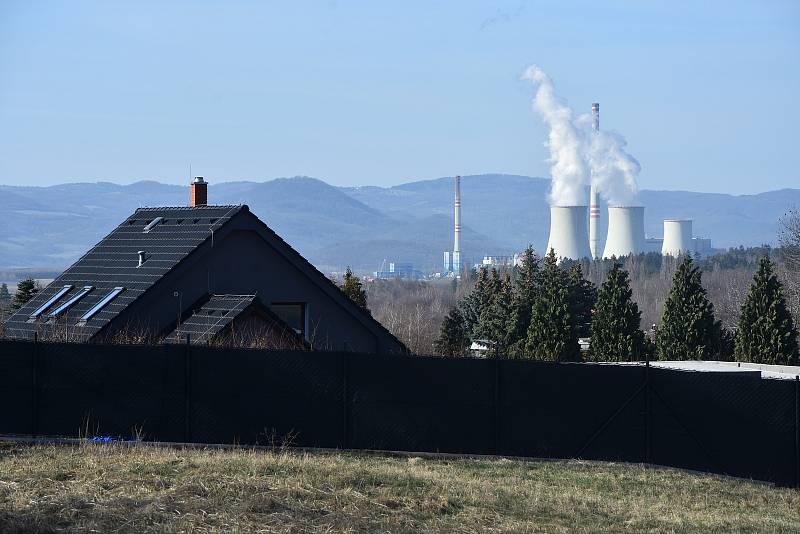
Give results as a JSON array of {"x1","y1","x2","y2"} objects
[
  {"x1": 433, "y1": 103, "x2": 714, "y2": 269},
  {"x1": 539, "y1": 102, "x2": 712, "y2": 261}
]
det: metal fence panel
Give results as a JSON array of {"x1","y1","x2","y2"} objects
[
  {"x1": 348, "y1": 353, "x2": 495, "y2": 454},
  {"x1": 0, "y1": 340, "x2": 35, "y2": 435},
  {"x1": 651, "y1": 368, "x2": 796, "y2": 486},
  {"x1": 36, "y1": 343, "x2": 185, "y2": 441},
  {"x1": 498, "y1": 361, "x2": 646, "y2": 461},
  {"x1": 189, "y1": 347, "x2": 343, "y2": 447}
]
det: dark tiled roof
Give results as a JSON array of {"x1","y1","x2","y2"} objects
[
  {"x1": 165, "y1": 294, "x2": 257, "y2": 344},
  {"x1": 4, "y1": 205, "x2": 244, "y2": 340}
]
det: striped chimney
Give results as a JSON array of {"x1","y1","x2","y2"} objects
[
  {"x1": 452, "y1": 175, "x2": 462, "y2": 273},
  {"x1": 589, "y1": 103, "x2": 600, "y2": 258}
]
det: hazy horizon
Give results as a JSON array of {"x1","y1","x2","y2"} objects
[{"x1": 1, "y1": 173, "x2": 798, "y2": 198}]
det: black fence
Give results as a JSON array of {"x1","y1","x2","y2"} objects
[{"x1": 0, "y1": 339, "x2": 798, "y2": 487}]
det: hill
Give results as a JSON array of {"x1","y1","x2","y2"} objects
[{"x1": 1, "y1": 175, "x2": 797, "y2": 273}]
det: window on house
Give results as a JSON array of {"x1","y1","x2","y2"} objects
[
  {"x1": 269, "y1": 303, "x2": 306, "y2": 338},
  {"x1": 29, "y1": 285, "x2": 73, "y2": 319},
  {"x1": 47, "y1": 286, "x2": 93, "y2": 318},
  {"x1": 77, "y1": 287, "x2": 124, "y2": 325}
]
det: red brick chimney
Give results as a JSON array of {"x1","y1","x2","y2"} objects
[{"x1": 190, "y1": 176, "x2": 207, "y2": 207}]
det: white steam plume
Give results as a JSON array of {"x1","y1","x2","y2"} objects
[
  {"x1": 586, "y1": 128, "x2": 640, "y2": 206},
  {"x1": 522, "y1": 65, "x2": 588, "y2": 206},
  {"x1": 524, "y1": 64, "x2": 641, "y2": 207}
]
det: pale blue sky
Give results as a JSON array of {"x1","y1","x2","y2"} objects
[{"x1": 1, "y1": 1, "x2": 798, "y2": 193}]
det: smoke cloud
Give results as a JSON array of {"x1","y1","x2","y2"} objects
[{"x1": 523, "y1": 64, "x2": 641, "y2": 206}]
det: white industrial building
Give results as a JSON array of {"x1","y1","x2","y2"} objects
[{"x1": 541, "y1": 102, "x2": 713, "y2": 261}]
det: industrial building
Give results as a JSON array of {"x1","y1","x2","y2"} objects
[
  {"x1": 375, "y1": 262, "x2": 424, "y2": 280},
  {"x1": 543, "y1": 102, "x2": 713, "y2": 261},
  {"x1": 479, "y1": 255, "x2": 518, "y2": 269},
  {"x1": 4, "y1": 178, "x2": 406, "y2": 354}
]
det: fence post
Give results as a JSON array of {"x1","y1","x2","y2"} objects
[
  {"x1": 184, "y1": 334, "x2": 191, "y2": 443},
  {"x1": 795, "y1": 375, "x2": 798, "y2": 489},
  {"x1": 31, "y1": 333, "x2": 39, "y2": 438},
  {"x1": 494, "y1": 355, "x2": 500, "y2": 455},
  {"x1": 644, "y1": 354, "x2": 651, "y2": 464},
  {"x1": 342, "y1": 352, "x2": 349, "y2": 449}
]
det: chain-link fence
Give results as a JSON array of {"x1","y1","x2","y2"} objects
[{"x1": 0, "y1": 339, "x2": 797, "y2": 487}]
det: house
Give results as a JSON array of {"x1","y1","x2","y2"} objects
[{"x1": 4, "y1": 177, "x2": 406, "y2": 354}]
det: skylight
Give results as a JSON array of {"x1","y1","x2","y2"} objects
[
  {"x1": 143, "y1": 217, "x2": 163, "y2": 233},
  {"x1": 29, "y1": 285, "x2": 73, "y2": 319},
  {"x1": 77, "y1": 287, "x2": 124, "y2": 325},
  {"x1": 47, "y1": 286, "x2": 93, "y2": 318}
]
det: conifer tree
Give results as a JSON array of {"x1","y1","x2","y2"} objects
[
  {"x1": 340, "y1": 267, "x2": 368, "y2": 311},
  {"x1": 590, "y1": 261, "x2": 646, "y2": 361},
  {"x1": 657, "y1": 256, "x2": 721, "y2": 360},
  {"x1": 567, "y1": 262, "x2": 596, "y2": 339},
  {"x1": 434, "y1": 306, "x2": 470, "y2": 357},
  {"x1": 460, "y1": 267, "x2": 494, "y2": 340},
  {"x1": 525, "y1": 249, "x2": 580, "y2": 361},
  {"x1": 11, "y1": 278, "x2": 38, "y2": 310},
  {"x1": 0, "y1": 283, "x2": 10, "y2": 304},
  {"x1": 735, "y1": 257, "x2": 798, "y2": 365},
  {"x1": 508, "y1": 246, "x2": 540, "y2": 353},
  {"x1": 476, "y1": 271, "x2": 514, "y2": 356}
]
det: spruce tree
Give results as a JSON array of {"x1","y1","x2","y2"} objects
[
  {"x1": 590, "y1": 261, "x2": 646, "y2": 361},
  {"x1": 735, "y1": 257, "x2": 798, "y2": 365},
  {"x1": 11, "y1": 278, "x2": 38, "y2": 310},
  {"x1": 476, "y1": 271, "x2": 514, "y2": 356},
  {"x1": 508, "y1": 246, "x2": 540, "y2": 354},
  {"x1": 434, "y1": 306, "x2": 470, "y2": 357},
  {"x1": 460, "y1": 267, "x2": 494, "y2": 340},
  {"x1": 567, "y1": 262, "x2": 596, "y2": 339},
  {"x1": 340, "y1": 267, "x2": 368, "y2": 311},
  {"x1": 657, "y1": 256, "x2": 721, "y2": 360},
  {"x1": 525, "y1": 249, "x2": 580, "y2": 361},
  {"x1": 0, "y1": 283, "x2": 10, "y2": 303}
]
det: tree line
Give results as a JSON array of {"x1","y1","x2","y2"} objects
[{"x1": 435, "y1": 247, "x2": 798, "y2": 365}]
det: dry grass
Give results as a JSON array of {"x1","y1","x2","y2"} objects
[{"x1": 0, "y1": 443, "x2": 798, "y2": 533}]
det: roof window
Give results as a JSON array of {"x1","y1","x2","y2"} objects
[
  {"x1": 143, "y1": 217, "x2": 163, "y2": 233},
  {"x1": 47, "y1": 286, "x2": 94, "y2": 319},
  {"x1": 28, "y1": 285, "x2": 73, "y2": 320},
  {"x1": 77, "y1": 287, "x2": 124, "y2": 325}
]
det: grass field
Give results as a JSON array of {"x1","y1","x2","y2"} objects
[{"x1": 0, "y1": 442, "x2": 798, "y2": 533}]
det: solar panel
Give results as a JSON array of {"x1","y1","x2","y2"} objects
[
  {"x1": 47, "y1": 286, "x2": 93, "y2": 318},
  {"x1": 29, "y1": 285, "x2": 73, "y2": 319},
  {"x1": 78, "y1": 287, "x2": 124, "y2": 325}
]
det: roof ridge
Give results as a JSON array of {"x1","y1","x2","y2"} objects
[{"x1": 134, "y1": 205, "x2": 245, "y2": 211}]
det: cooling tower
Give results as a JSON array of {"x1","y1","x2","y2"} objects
[
  {"x1": 546, "y1": 206, "x2": 591, "y2": 260},
  {"x1": 661, "y1": 219, "x2": 693, "y2": 256},
  {"x1": 603, "y1": 206, "x2": 645, "y2": 258}
]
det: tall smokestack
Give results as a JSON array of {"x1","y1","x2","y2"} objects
[
  {"x1": 452, "y1": 175, "x2": 461, "y2": 273},
  {"x1": 547, "y1": 206, "x2": 591, "y2": 260},
  {"x1": 589, "y1": 102, "x2": 600, "y2": 258}
]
